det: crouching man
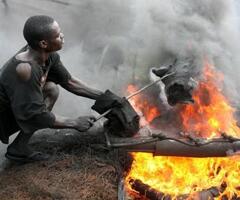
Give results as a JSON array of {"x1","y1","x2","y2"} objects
[{"x1": 0, "y1": 15, "x2": 111, "y2": 163}]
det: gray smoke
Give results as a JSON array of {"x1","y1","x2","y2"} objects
[
  {"x1": 0, "y1": 0, "x2": 240, "y2": 116},
  {"x1": 0, "y1": 0, "x2": 240, "y2": 170}
]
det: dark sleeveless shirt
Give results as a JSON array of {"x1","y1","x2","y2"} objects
[{"x1": 0, "y1": 46, "x2": 71, "y2": 143}]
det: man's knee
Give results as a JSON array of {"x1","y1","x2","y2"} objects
[{"x1": 43, "y1": 82, "x2": 59, "y2": 100}]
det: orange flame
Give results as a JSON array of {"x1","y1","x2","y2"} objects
[
  {"x1": 125, "y1": 61, "x2": 240, "y2": 199},
  {"x1": 126, "y1": 153, "x2": 240, "y2": 199},
  {"x1": 180, "y1": 61, "x2": 240, "y2": 138},
  {"x1": 126, "y1": 84, "x2": 160, "y2": 126}
]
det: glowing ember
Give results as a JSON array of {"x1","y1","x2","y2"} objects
[{"x1": 125, "y1": 61, "x2": 240, "y2": 199}]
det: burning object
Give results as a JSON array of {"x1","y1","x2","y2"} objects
[
  {"x1": 92, "y1": 90, "x2": 140, "y2": 137},
  {"x1": 129, "y1": 178, "x2": 226, "y2": 200},
  {"x1": 93, "y1": 72, "x2": 174, "y2": 137},
  {"x1": 92, "y1": 58, "x2": 240, "y2": 199},
  {"x1": 152, "y1": 58, "x2": 198, "y2": 106},
  {"x1": 120, "y1": 59, "x2": 240, "y2": 200}
]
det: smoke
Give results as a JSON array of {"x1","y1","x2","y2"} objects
[
  {"x1": 130, "y1": 0, "x2": 240, "y2": 105},
  {"x1": 0, "y1": 0, "x2": 240, "y2": 115},
  {"x1": 0, "y1": 0, "x2": 240, "y2": 170}
]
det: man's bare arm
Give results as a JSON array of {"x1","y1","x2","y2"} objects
[
  {"x1": 52, "y1": 114, "x2": 95, "y2": 132},
  {"x1": 62, "y1": 76, "x2": 103, "y2": 100}
]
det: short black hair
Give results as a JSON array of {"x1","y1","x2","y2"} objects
[{"x1": 23, "y1": 15, "x2": 55, "y2": 49}]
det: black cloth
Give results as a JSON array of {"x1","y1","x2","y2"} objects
[
  {"x1": 91, "y1": 90, "x2": 123, "y2": 114},
  {"x1": 104, "y1": 98, "x2": 140, "y2": 137},
  {"x1": 92, "y1": 90, "x2": 140, "y2": 137},
  {"x1": 0, "y1": 45, "x2": 71, "y2": 143}
]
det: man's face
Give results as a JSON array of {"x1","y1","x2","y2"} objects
[{"x1": 45, "y1": 21, "x2": 64, "y2": 52}]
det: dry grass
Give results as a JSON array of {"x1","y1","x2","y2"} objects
[{"x1": 0, "y1": 129, "x2": 131, "y2": 200}]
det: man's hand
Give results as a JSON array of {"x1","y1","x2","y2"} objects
[{"x1": 74, "y1": 116, "x2": 96, "y2": 132}]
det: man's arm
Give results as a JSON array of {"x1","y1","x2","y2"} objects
[
  {"x1": 52, "y1": 114, "x2": 95, "y2": 132},
  {"x1": 62, "y1": 76, "x2": 103, "y2": 100},
  {"x1": 13, "y1": 62, "x2": 96, "y2": 133}
]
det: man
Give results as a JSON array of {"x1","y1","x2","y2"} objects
[{"x1": 0, "y1": 15, "x2": 109, "y2": 163}]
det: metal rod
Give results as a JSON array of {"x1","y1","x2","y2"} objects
[
  {"x1": 95, "y1": 72, "x2": 175, "y2": 121},
  {"x1": 126, "y1": 72, "x2": 175, "y2": 99}
]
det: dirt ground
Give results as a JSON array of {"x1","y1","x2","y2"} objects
[{"x1": 0, "y1": 129, "x2": 132, "y2": 200}]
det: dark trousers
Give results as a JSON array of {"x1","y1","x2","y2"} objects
[{"x1": 0, "y1": 108, "x2": 20, "y2": 144}]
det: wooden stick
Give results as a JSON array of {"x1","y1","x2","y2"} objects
[{"x1": 95, "y1": 72, "x2": 175, "y2": 121}]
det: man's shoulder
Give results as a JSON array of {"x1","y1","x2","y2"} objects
[{"x1": 16, "y1": 62, "x2": 32, "y2": 81}]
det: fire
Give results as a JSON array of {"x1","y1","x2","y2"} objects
[
  {"x1": 126, "y1": 153, "x2": 240, "y2": 199},
  {"x1": 125, "y1": 61, "x2": 240, "y2": 199},
  {"x1": 180, "y1": 61, "x2": 240, "y2": 138},
  {"x1": 126, "y1": 84, "x2": 160, "y2": 126}
]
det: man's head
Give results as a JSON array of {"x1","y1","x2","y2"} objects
[{"x1": 23, "y1": 15, "x2": 64, "y2": 52}]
